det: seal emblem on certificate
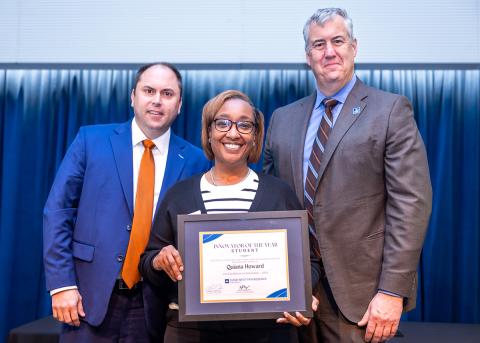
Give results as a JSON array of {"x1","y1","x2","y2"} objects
[{"x1": 199, "y1": 229, "x2": 290, "y2": 303}]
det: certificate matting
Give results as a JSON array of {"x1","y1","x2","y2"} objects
[{"x1": 177, "y1": 210, "x2": 312, "y2": 322}]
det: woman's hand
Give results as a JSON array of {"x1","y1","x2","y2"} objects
[
  {"x1": 152, "y1": 245, "x2": 184, "y2": 282},
  {"x1": 276, "y1": 295, "x2": 319, "y2": 326}
]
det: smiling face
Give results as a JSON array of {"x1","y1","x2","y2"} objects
[
  {"x1": 131, "y1": 65, "x2": 182, "y2": 139},
  {"x1": 209, "y1": 98, "x2": 256, "y2": 170},
  {"x1": 306, "y1": 15, "x2": 357, "y2": 96}
]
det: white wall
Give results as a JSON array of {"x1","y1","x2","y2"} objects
[{"x1": 0, "y1": 0, "x2": 478, "y2": 63}]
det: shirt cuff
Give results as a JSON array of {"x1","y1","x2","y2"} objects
[
  {"x1": 50, "y1": 286, "x2": 78, "y2": 296},
  {"x1": 378, "y1": 289, "x2": 403, "y2": 298}
]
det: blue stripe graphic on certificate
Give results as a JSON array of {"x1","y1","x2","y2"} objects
[
  {"x1": 267, "y1": 288, "x2": 288, "y2": 298},
  {"x1": 202, "y1": 233, "x2": 223, "y2": 243}
]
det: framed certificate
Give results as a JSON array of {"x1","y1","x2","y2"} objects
[{"x1": 177, "y1": 210, "x2": 312, "y2": 322}]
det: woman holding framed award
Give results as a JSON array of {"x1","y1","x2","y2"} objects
[{"x1": 140, "y1": 90, "x2": 320, "y2": 343}]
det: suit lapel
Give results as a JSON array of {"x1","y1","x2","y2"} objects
[
  {"x1": 110, "y1": 120, "x2": 134, "y2": 217},
  {"x1": 291, "y1": 93, "x2": 317, "y2": 205},
  {"x1": 157, "y1": 133, "x2": 186, "y2": 213},
  {"x1": 316, "y1": 80, "x2": 368, "y2": 186}
]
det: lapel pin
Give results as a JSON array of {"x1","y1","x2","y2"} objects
[
  {"x1": 352, "y1": 107, "x2": 361, "y2": 115},
  {"x1": 178, "y1": 153, "x2": 184, "y2": 159}
]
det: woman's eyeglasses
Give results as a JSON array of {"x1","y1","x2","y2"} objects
[{"x1": 212, "y1": 119, "x2": 256, "y2": 134}]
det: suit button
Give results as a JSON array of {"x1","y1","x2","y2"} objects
[
  {"x1": 126, "y1": 224, "x2": 132, "y2": 231},
  {"x1": 117, "y1": 254, "x2": 124, "y2": 262}
]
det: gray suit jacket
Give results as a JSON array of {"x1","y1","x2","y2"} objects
[{"x1": 263, "y1": 79, "x2": 432, "y2": 322}]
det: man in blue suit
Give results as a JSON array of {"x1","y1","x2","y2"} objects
[{"x1": 43, "y1": 62, "x2": 210, "y2": 342}]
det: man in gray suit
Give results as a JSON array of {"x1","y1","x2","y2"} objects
[{"x1": 263, "y1": 8, "x2": 432, "y2": 343}]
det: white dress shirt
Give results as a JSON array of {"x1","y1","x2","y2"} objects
[{"x1": 131, "y1": 117, "x2": 170, "y2": 215}]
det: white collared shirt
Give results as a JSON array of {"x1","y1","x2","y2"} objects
[{"x1": 131, "y1": 118, "x2": 170, "y2": 216}]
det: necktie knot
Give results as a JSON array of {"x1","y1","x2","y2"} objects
[
  {"x1": 143, "y1": 139, "x2": 155, "y2": 150},
  {"x1": 323, "y1": 98, "x2": 338, "y2": 118}
]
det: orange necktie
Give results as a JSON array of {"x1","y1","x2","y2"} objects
[{"x1": 122, "y1": 139, "x2": 155, "y2": 288}]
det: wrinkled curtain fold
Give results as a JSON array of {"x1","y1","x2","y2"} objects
[{"x1": 0, "y1": 67, "x2": 478, "y2": 339}]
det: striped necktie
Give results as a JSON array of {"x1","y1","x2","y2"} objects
[
  {"x1": 122, "y1": 139, "x2": 155, "y2": 288},
  {"x1": 304, "y1": 98, "x2": 338, "y2": 256}
]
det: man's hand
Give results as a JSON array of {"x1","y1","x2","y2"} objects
[
  {"x1": 152, "y1": 245, "x2": 184, "y2": 281},
  {"x1": 276, "y1": 295, "x2": 319, "y2": 326},
  {"x1": 358, "y1": 292, "x2": 403, "y2": 342},
  {"x1": 52, "y1": 289, "x2": 85, "y2": 327}
]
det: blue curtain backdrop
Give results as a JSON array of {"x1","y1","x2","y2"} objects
[{"x1": 0, "y1": 65, "x2": 479, "y2": 340}]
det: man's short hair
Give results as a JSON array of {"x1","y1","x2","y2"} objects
[
  {"x1": 201, "y1": 90, "x2": 264, "y2": 163},
  {"x1": 303, "y1": 8, "x2": 354, "y2": 52},
  {"x1": 133, "y1": 62, "x2": 183, "y2": 97}
]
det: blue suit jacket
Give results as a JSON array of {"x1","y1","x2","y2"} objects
[{"x1": 43, "y1": 120, "x2": 210, "y2": 331}]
